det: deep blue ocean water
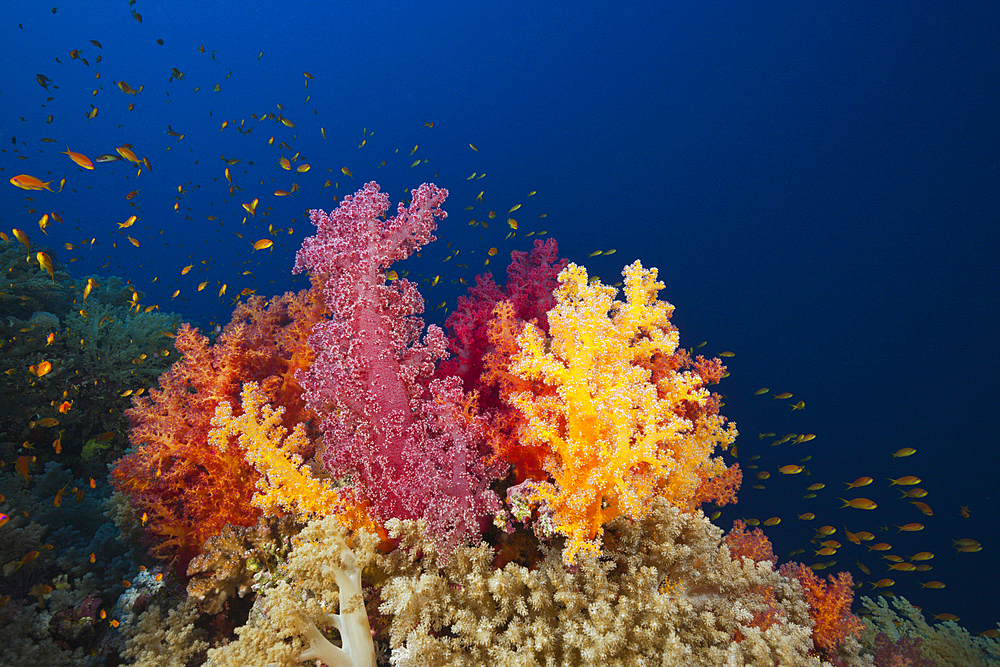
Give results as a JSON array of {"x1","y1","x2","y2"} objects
[{"x1": 2, "y1": 0, "x2": 997, "y2": 637}]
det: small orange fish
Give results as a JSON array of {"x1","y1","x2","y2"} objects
[
  {"x1": 892, "y1": 447, "x2": 916, "y2": 458},
  {"x1": 896, "y1": 523, "x2": 924, "y2": 532},
  {"x1": 58, "y1": 401, "x2": 72, "y2": 413},
  {"x1": 919, "y1": 581, "x2": 946, "y2": 589},
  {"x1": 772, "y1": 392, "x2": 793, "y2": 400},
  {"x1": 341, "y1": 166, "x2": 353, "y2": 178},
  {"x1": 868, "y1": 542, "x2": 892, "y2": 552},
  {"x1": 763, "y1": 517, "x2": 781, "y2": 526},
  {"x1": 888, "y1": 476, "x2": 921, "y2": 486},
  {"x1": 61, "y1": 146, "x2": 94, "y2": 170},
  {"x1": 37, "y1": 252, "x2": 55, "y2": 281},
  {"x1": 253, "y1": 239, "x2": 273, "y2": 251},
  {"x1": 888, "y1": 562, "x2": 916, "y2": 572},
  {"x1": 932, "y1": 613, "x2": 959, "y2": 622},
  {"x1": 10, "y1": 175, "x2": 58, "y2": 192},
  {"x1": 798, "y1": 513, "x2": 815, "y2": 520},
  {"x1": 779, "y1": 465, "x2": 803, "y2": 475},
  {"x1": 844, "y1": 477, "x2": 873, "y2": 489},
  {"x1": 840, "y1": 497, "x2": 877, "y2": 510},
  {"x1": 36, "y1": 361, "x2": 53, "y2": 377},
  {"x1": 13, "y1": 228, "x2": 31, "y2": 250},
  {"x1": 116, "y1": 145, "x2": 140, "y2": 165},
  {"x1": 125, "y1": 190, "x2": 140, "y2": 201},
  {"x1": 910, "y1": 501, "x2": 933, "y2": 516}
]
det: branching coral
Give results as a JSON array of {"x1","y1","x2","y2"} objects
[{"x1": 376, "y1": 497, "x2": 868, "y2": 666}]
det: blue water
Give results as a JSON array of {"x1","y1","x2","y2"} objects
[{"x1": 2, "y1": 0, "x2": 997, "y2": 636}]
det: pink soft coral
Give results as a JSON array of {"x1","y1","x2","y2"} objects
[{"x1": 294, "y1": 182, "x2": 504, "y2": 555}]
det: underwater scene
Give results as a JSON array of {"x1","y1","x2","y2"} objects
[{"x1": 1, "y1": 1, "x2": 998, "y2": 666}]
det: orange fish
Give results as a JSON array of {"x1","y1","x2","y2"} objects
[
  {"x1": 910, "y1": 501, "x2": 933, "y2": 516},
  {"x1": 892, "y1": 447, "x2": 916, "y2": 458},
  {"x1": 61, "y1": 146, "x2": 94, "y2": 170},
  {"x1": 0, "y1": 514, "x2": 8, "y2": 529},
  {"x1": 37, "y1": 252, "x2": 55, "y2": 281},
  {"x1": 779, "y1": 465, "x2": 803, "y2": 475},
  {"x1": 840, "y1": 497, "x2": 877, "y2": 510},
  {"x1": 15, "y1": 455, "x2": 35, "y2": 482},
  {"x1": 10, "y1": 175, "x2": 58, "y2": 192},
  {"x1": 13, "y1": 228, "x2": 31, "y2": 250},
  {"x1": 36, "y1": 361, "x2": 53, "y2": 377},
  {"x1": 888, "y1": 476, "x2": 921, "y2": 486},
  {"x1": 253, "y1": 239, "x2": 273, "y2": 251},
  {"x1": 844, "y1": 477, "x2": 873, "y2": 489},
  {"x1": 896, "y1": 523, "x2": 924, "y2": 532},
  {"x1": 116, "y1": 145, "x2": 141, "y2": 165}
]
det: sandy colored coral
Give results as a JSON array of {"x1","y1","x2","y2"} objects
[
  {"x1": 119, "y1": 597, "x2": 209, "y2": 667},
  {"x1": 186, "y1": 514, "x2": 302, "y2": 614},
  {"x1": 377, "y1": 497, "x2": 870, "y2": 667},
  {"x1": 206, "y1": 516, "x2": 379, "y2": 667},
  {"x1": 505, "y1": 260, "x2": 737, "y2": 562}
]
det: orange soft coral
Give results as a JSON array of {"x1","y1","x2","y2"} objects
[
  {"x1": 779, "y1": 562, "x2": 865, "y2": 658},
  {"x1": 504, "y1": 261, "x2": 737, "y2": 562},
  {"x1": 110, "y1": 283, "x2": 327, "y2": 573}
]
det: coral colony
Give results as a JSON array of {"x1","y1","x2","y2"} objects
[{"x1": 6, "y1": 183, "x2": 996, "y2": 665}]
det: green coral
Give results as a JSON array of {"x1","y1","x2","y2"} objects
[{"x1": 0, "y1": 242, "x2": 182, "y2": 473}]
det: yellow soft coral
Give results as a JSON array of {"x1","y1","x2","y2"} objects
[
  {"x1": 509, "y1": 261, "x2": 736, "y2": 562},
  {"x1": 208, "y1": 382, "x2": 344, "y2": 518}
]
